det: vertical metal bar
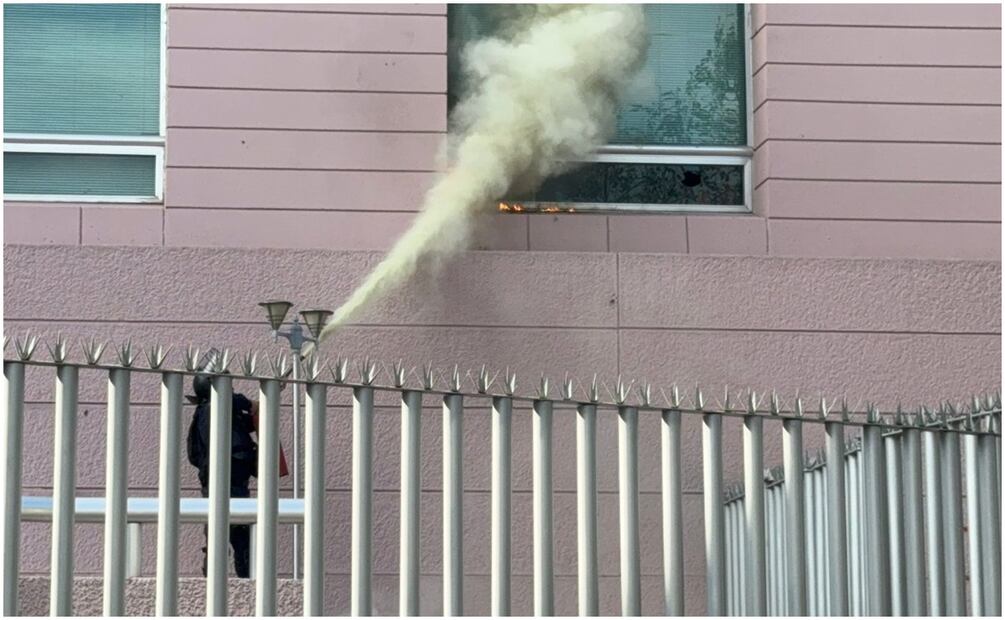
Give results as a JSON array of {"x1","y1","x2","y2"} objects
[
  {"x1": 978, "y1": 428, "x2": 1001, "y2": 616},
  {"x1": 126, "y1": 523, "x2": 142, "y2": 578},
  {"x1": 350, "y1": 385, "x2": 372, "y2": 616},
  {"x1": 443, "y1": 393, "x2": 464, "y2": 616},
  {"x1": 703, "y1": 412, "x2": 726, "y2": 615},
  {"x1": 532, "y1": 399, "x2": 554, "y2": 616},
  {"x1": 661, "y1": 409, "x2": 684, "y2": 616},
  {"x1": 577, "y1": 403, "x2": 599, "y2": 616},
  {"x1": 726, "y1": 501, "x2": 734, "y2": 616},
  {"x1": 778, "y1": 484, "x2": 788, "y2": 615},
  {"x1": 304, "y1": 382, "x2": 327, "y2": 613},
  {"x1": 901, "y1": 427, "x2": 925, "y2": 616},
  {"x1": 965, "y1": 432, "x2": 984, "y2": 616},
  {"x1": 400, "y1": 390, "x2": 422, "y2": 616},
  {"x1": 206, "y1": 375, "x2": 232, "y2": 616},
  {"x1": 783, "y1": 418, "x2": 807, "y2": 615},
  {"x1": 103, "y1": 368, "x2": 131, "y2": 616},
  {"x1": 847, "y1": 454, "x2": 859, "y2": 616},
  {"x1": 885, "y1": 434, "x2": 905, "y2": 616},
  {"x1": 291, "y1": 357, "x2": 302, "y2": 581},
  {"x1": 1, "y1": 362, "x2": 25, "y2": 617},
  {"x1": 862, "y1": 423, "x2": 891, "y2": 616},
  {"x1": 618, "y1": 405, "x2": 641, "y2": 616},
  {"x1": 50, "y1": 364, "x2": 78, "y2": 616},
  {"x1": 155, "y1": 372, "x2": 182, "y2": 616},
  {"x1": 738, "y1": 495, "x2": 746, "y2": 616},
  {"x1": 825, "y1": 422, "x2": 848, "y2": 615},
  {"x1": 765, "y1": 488, "x2": 775, "y2": 616},
  {"x1": 743, "y1": 415, "x2": 767, "y2": 615},
  {"x1": 940, "y1": 430, "x2": 966, "y2": 615},
  {"x1": 822, "y1": 469, "x2": 831, "y2": 615},
  {"x1": 806, "y1": 470, "x2": 817, "y2": 617},
  {"x1": 255, "y1": 379, "x2": 280, "y2": 616},
  {"x1": 491, "y1": 396, "x2": 512, "y2": 616},
  {"x1": 923, "y1": 430, "x2": 944, "y2": 615}
]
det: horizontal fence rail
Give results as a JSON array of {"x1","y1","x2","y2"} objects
[{"x1": 1, "y1": 332, "x2": 1001, "y2": 616}]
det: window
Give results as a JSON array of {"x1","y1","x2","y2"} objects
[
  {"x1": 3, "y1": 3, "x2": 165, "y2": 202},
  {"x1": 448, "y1": 4, "x2": 752, "y2": 213}
]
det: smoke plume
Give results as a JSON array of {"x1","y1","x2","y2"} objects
[{"x1": 316, "y1": 4, "x2": 647, "y2": 344}]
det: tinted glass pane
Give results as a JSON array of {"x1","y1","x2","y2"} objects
[
  {"x1": 4, "y1": 152, "x2": 156, "y2": 196},
  {"x1": 531, "y1": 162, "x2": 744, "y2": 207},
  {"x1": 4, "y1": 4, "x2": 161, "y2": 135}
]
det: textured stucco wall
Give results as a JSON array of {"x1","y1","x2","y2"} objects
[{"x1": 5, "y1": 245, "x2": 1000, "y2": 615}]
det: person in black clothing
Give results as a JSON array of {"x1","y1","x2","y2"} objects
[{"x1": 186, "y1": 373, "x2": 258, "y2": 578}]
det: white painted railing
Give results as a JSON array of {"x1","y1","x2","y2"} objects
[{"x1": 0, "y1": 333, "x2": 1000, "y2": 616}]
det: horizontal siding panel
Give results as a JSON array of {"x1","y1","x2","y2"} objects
[
  {"x1": 172, "y1": 3, "x2": 446, "y2": 14},
  {"x1": 761, "y1": 3, "x2": 1001, "y2": 28},
  {"x1": 165, "y1": 208, "x2": 416, "y2": 249},
  {"x1": 753, "y1": 25, "x2": 1001, "y2": 70},
  {"x1": 166, "y1": 168, "x2": 435, "y2": 210},
  {"x1": 168, "y1": 90, "x2": 446, "y2": 131},
  {"x1": 756, "y1": 179, "x2": 1002, "y2": 222},
  {"x1": 753, "y1": 65, "x2": 1001, "y2": 105},
  {"x1": 754, "y1": 141, "x2": 1001, "y2": 183},
  {"x1": 3, "y1": 203, "x2": 80, "y2": 245},
  {"x1": 754, "y1": 101, "x2": 1000, "y2": 145},
  {"x1": 620, "y1": 253, "x2": 1001, "y2": 332},
  {"x1": 3, "y1": 245, "x2": 618, "y2": 327},
  {"x1": 768, "y1": 219, "x2": 1001, "y2": 259},
  {"x1": 81, "y1": 205, "x2": 163, "y2": 246},
  {"x1": 686, "y1": 215, "x2": 767, "y2": 255},
  {"x1": 167, "y1": 8, "x2": 446, "y2": 53},
  {"x1": 167, "y1": 49, "x2": 446, "y2": 92},
  {"x1": 166, "y1": 128, "x2": 442, "y2": 170}
]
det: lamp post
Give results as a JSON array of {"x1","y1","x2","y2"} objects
[{"x1": 257, "y1": 301, "x2": 332, "y2": 580}]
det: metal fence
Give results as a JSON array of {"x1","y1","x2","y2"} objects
[{"x1": 1, "y1": 332, "x2": 1001, "y2": 616}]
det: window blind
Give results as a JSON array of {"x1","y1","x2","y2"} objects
[
  {"x1": 4, "y1": 152, "x2": 157, "y2": 196},
  {"x1": 3, "y1": 3, "x2": 161, "y2": 136}
]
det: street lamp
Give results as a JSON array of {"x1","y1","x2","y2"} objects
[{"x1": 257, "y1": 300, "x2": 331, "y2": 580}]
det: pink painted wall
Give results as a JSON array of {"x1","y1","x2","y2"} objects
[{"x1": 3, "y1": 3, "x2": 1002, "y2": 616}]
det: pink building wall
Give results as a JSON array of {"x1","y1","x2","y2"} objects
[{"x1": 4, "y1": 3, "x2": 1001, "y2": 615}]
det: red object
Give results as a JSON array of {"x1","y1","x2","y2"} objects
[{"x1": 252, "y1": 412, "x2": 291, "y2": 478}]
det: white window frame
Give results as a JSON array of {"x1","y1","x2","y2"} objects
[
  {"x1": 514, "y1": 4, "x2": 755, "y2": 215},
  {"x1": 2, "y1": 3, "x2": 167, "y2": 203}
]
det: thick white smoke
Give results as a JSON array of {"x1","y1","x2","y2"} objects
[{"x1": 316, "y1": 4, "x2": 647, "y2": 344}]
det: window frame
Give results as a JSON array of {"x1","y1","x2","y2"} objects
[
  {"x1": 512, "y1": 4, "x2": 755, "y2": 215},
  {"x1": 2, "y1": 3, "x2": 167, "y2": 204}
]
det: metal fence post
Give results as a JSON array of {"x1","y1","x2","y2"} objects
[
  {"x1": 305, "y1": 382, "x2": 327, "y2": 615},
  {"x1": 1, "y1": 361, "x2": 25, "y2": 616},
  {"x1": 104, "y1": 368, "x2": 131, "y2": 616},
  {"x1": 922, "y1": 426, "x2": 945, "y2": 615},
  {"x1": 577, "y1": 402, "x2": 599, "y2": 616},
  {"x1": 743, "y1": 413, "x2": 767, "y2": 615},
  {"x1": 491, "y1": 396, "x2": 512, "y2": 616},
  {"x1": 660, "y1": 408, "x2": 684, "y2": 616},
  {"x1": 940, "y1": 425, "x2": 966, "y2": 615},
  {"x1": 155, "y1": 372, "x2": 182, "y2": 616},
  {"x1": 862, "y1": 417, "x2": 891, "y2": 616},
  {"x1": 350, "y1": 385, "x2": 372, "y2": 617},
  {"x1": 400, "y1": 390, "x2": 422, "y2": 616},
  {"x1": 885, "y1": 431, "x2": 906, "y2": 615},
  {"x1": 901, "y1": 424, "x2": 925, "y2": 616},
  {"x1": 702, "y1": 411, "x2": 726, "y2": 616},
  {"x1": 783, "y1": 416, "x2": 807, "y2": 616},
  {"x1": 532, "y1": 398, "x2": 554, "y2": 616},
  {"x1": 618, "y1": 405, "x2": 641, "y2": 616},
  {"x1": 978, "y1": 422, "x2": 1001, "y2": 616},
  {"x1": 964, "y1": 430, "x2": 984, "y2": 615},
  {"x1": 50, "y1": 364, "x2": 78, "y2": 616},
  {"x1": 206, "y1": 375, "x2": 232, "y2": 616},
  {"x1": 255, "y1": 379, "x2": 281, "y2": 616},
  {"x1": 443, "y1": 393, "x2": 464, "y2": 616},
  {"x1": 824, "y1": 420, "x2": 848, "y2": 615}
]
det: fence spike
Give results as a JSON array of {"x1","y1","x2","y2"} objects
[
  {"x1": 794, "y1": 396, "x2": 805, "y2": 418},
  {"x1": 662, "y1": 384, "x2": 680, "y2": 409},
  {"x1": 588, "y1": 374, "x2": 601, "y2": 403},
  {"x1": 3, "y1": 334, "x2": 8, "y2": 353},
  {"x1": 13, "y1": 331, "x2": 39, "y2": 361},
  {"x1": 449, "y1": 364, "x2": 462, "y2": 393},
  {"x1": 212, "y1": 348, "x2": 230, "y2": 373},
  {"x1": 391, "y1": 359, "x2": 408, "y2": 388},
  {"x1": 358, "y1": 357, "x2": 378, "y2": 385},
  {"x1": 240, "y1": 351, "x2": 258, "y2": 376},
  {"x1": 182, "y1": 345, "x2": 200, "y2": 371},
  {"x1": 148, "y1": 343, "x2": 171, "y2": 370},
  {"x1": 561, "y1": 374, "x2": 574, "y2": 401},
  {"x1": 115, "y1": 339, "x2": 137, "y2": 367},
  {"x1": 818, "y1": 395, "x2": 831, "y2": 420},
  {"x1": 46, "y1": 333, "x2": 69, "y2": 364},
  {"x1": 473, "y1": 364, "x2": 491, "y2": 394},
  {"x1": 694, "y1": 384, "x2": 705, "y2": 411},
  {"x1": 719, "y1": 385, "x2": 732, "y2": 412},
  {"x1": 769, "y1": 390, "x2": 781, "y2": 416},
  {"x1": 638, "y1": 381, "x2": 652, "y2": 408},
  {"x1": 537, "y1": 374, "x2": 550, "y2": 400},
  {"x1": 421, "y1": 362, "x2": 435, "y2": 390},
  {"x1": 747, "y1": 389, "x2": 759, "y2": 414},
  {"x1": 327, "y1": 355, "x2": 348, "y2": 383},
  {"x1": 502, "y1": 367, "x2": 516, "y2": 396},
  {"x1": 304, "y1": 352, "x2": 323, "y2": 382},
  {"x1": 611, "y1": 375, "x2": 632, "y2": 404}
]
